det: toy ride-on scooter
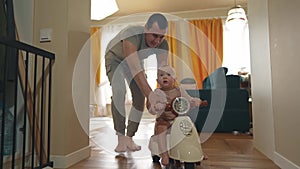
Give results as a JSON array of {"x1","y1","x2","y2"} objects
[{"x1": 149, "y1": 97, "x2": 207, "y2": 169}]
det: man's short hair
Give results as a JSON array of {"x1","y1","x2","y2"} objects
[{"x1": 146, "y1": 13, "x2": 168, "y2": 30}]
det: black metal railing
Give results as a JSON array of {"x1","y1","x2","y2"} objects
[{"x1": 0, "y1": 36, "x2": 55, "y2": 169}]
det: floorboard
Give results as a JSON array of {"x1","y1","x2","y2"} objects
[{"x1": 67, "y1": 117, "x2": 280, "y2": 169}]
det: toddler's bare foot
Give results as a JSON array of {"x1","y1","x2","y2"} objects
[
  {"x1": 161, "y1": 153, "x2": 169, "y2": 166},
  {"x1": 201, "y1": 100, "x2": 208, "y2": 106}
]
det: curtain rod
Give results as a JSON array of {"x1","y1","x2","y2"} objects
[
  {"x1": 91, "y1": 15, "x2": 227, "y2": 28},
  {"x1": 182, "y1": 15, "x2": 227, "y2": 20},
  {"x1": 91, "y1": 7, "x2": 233, "y2": 27},
  {"x1": 91, "y1": 4, "x2": 248, "y2": 27}
]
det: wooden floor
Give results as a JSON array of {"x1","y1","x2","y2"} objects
[{"x1": 67, "y1": 117, "x2": 280, "y2": 169}]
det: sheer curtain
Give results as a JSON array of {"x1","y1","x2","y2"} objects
[
  {"x1": 96, "y1": 23, "x2": 148, "y2": 116},
  {"x1": 90, "y1": 27, "x2": 102, "y2": 116},
  {"x1": 96, "y1": 24, "x2": 127, "y2": 116}
]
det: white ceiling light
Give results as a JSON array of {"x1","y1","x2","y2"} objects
[
  {"x1": 225, "y1": 0, "x2": 248, "y2": 29},
  {"x1": 226, "y1": 5, "x2": 247, "y2": 23},
  {"x1": 91, "y1": 0, "x2": 119, "y2": 20}
]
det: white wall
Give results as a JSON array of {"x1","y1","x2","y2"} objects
[
  {"x1": 248, "y1": 0, "x2": 275, "y2": 159},
  {"x1": 33, "y1": 0, "x2": 91, "y2": 168},
  {"x1": 249, "y1": 0, "x2": 300, "y2": 168},
  {"x1": 268, "y1": 0, "x2": 300, "y2": 168},
  {"x1": 13, "y1": 0, "x2": 33, "y2": 43}
]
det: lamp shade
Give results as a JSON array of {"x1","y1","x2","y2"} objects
[
  {"x1": 226, "y1": 6, "x2": 247, "y2": 23},
  {"x1": 91, "y1": 0, "x2": 119, "y2": 20}
]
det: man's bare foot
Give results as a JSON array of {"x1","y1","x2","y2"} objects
[
  {"x1": 161, "y1": 153, "x2": 169, "y2": 166},
  {"x1": 114, "y1": 135, "x2": 128, "y2": 153},
  {"x1": 126, "y1": 136, "x2": 141, "y2": 151}
]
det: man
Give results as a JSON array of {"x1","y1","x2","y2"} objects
[{"x1": 105, "y1": 13, "x2": 169, "y2": 152}]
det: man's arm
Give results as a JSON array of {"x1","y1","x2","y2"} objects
[
  {"x1": 123, "y1": 39, "x2": 153, "y2": 97},
  {"x1": 156, "y1": 49, "x2": 168, "y2": 67}
]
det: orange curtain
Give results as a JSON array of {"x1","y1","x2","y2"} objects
[
  {"x1": 90, "y1": 27, "x2": 102, "y2": 86},
  {"x1": 166, "y1": 21, "x2": 178, "y2": 70},
  {"x1": 165, "y1": 21, "x2": 179, "y2": 87},
  {"x1": 188, "y1": 18, "x2": 223, "y2": 88}
]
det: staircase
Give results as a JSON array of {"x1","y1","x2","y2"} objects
[
  {"x1": 1, "y1": 0, "x2": 55, "y2": 168},
  {"x1": 0, "y1": 36, "x2": 55, "y2": 169}
]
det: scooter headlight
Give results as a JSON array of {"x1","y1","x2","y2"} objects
[
  {"x1": 172, "y1": 97, "x2": 190, "y2": 115},
  {"x1": 179, "y1": 119, "x2": 193, "y2": 136}
]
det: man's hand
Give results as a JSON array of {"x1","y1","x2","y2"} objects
[
  {"x1": 154, "y1": 102, "x2": 165, "y2": 111},
  {"x1": 148, "y1": 102, "x2": 166, "y2": 115},
  {"x1": 147, "y1": 90, "x2": 167, "y2": 115}
]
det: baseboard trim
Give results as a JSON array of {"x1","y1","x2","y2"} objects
[
  {"x1": 51, "y1": 146, "x2": 91, "y2": 169},
  {"x1": 274, "y1": 151, "x2": 300, "y2": 169}
]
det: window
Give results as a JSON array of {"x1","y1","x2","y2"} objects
[{"x1": 222, "y1": 20, "x2": 251, "y2": 75}]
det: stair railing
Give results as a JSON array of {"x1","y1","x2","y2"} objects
[{"x1": 0, "y1": 36, "x2": 55, "y2": 169}]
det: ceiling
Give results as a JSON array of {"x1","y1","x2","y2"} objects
[{"x1": 111, "y1": 0, "x2": 248, "y2": 17}]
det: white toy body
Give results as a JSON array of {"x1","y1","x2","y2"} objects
[
  {"x1": 168, "y1": 116, "x2": 204, "y2": 162},
  {"x1": 149, "y1": 97, "x2": 204, "y2": 168}
]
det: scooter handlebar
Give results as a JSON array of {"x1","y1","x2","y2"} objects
[{"x1": 165, "y1": 97, "x2": 209, "y2": 116}]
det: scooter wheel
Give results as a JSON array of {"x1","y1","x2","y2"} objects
[
  {"x1": 165, "y1": 159, "x2": 181, "y2": 169},
  {"x1": 165, "y1": 159, "x2": 176, "y2": 169},
  {"x1": 196, "y1": 161, "x2": 201, "y2": 166},
  {"x1": 152, "y1": 155, "x2": 160, "y2": 163},
  {"x1": 184, "y1": 162, "x2": 195, "y2": 169}
]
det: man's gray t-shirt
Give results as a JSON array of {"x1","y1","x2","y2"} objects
[{"x1": 105, "y1": 25, "x2": 169, "y2": 64}]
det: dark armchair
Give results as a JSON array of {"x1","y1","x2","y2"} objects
[{"x1": 186, "y1": 67, "x2": 250, "y2": 133}]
